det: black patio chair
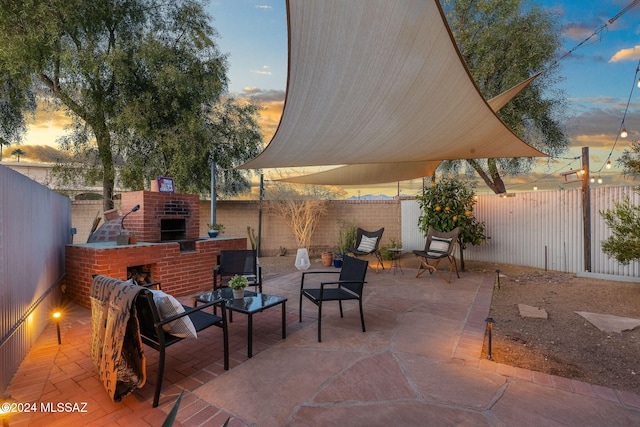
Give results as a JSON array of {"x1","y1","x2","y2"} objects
[
  {"x1": 348, "y1": 227, "x2": 385, "y2": 273},
  {"x1": 214, "y1": 249, "x2": 262, "y2": 293},
  {"x1": 299, "y1": 256, "x2": 368, "y2": 342},
  {"x1": 135, "y1": 286, "x2": 229, "y2": 407}
]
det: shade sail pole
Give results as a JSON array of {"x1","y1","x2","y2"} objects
[{"x1": 210, "y1": 161, "x2": 217, "y2": 226}]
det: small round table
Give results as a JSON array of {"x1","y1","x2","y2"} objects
[{"x1": 388, "y1": 248, "x2": 404, "y2": 274}]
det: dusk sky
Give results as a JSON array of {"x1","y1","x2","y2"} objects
[{"x1": 19, "y1": 0, "x2": 640, "y2": 196}]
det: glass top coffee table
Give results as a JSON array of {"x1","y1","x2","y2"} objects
[{"x1": 192, "y1": 288, "x2": 287, "y2": 358}]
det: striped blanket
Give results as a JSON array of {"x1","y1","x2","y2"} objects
[{"x1": 90, "y1": 275, "x2": 146, "y2": 402}]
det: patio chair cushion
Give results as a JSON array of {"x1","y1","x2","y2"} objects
[
  {"x1": 428, "y1": 236, "x2": 452, "y2": 255},
  {"x1": 150, "y1": 290, "x2": 197, "y2": 338},
  {"x1": 357, "y1": 235, "x2": 378, "y2": 253}
]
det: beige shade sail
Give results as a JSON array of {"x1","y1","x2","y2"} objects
[
  {"x1": 240, "y1": 0, "x2": 546, "y2": 172},
  {"x1": 486, "y1": 73, "x2": 541, "y2": 112},
  {"x1": 278, "y1": 161, "x2": 442, "y2": 185},
  {"x1": 278, "y1": 74, "x2": 540, "y2": 186}
]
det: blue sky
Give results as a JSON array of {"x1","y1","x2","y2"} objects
[
  {"x1": 205, "y1": 0, "x2": 640, "y2": 195},
  {"x1": 19, "y1": 0, "x2": 640, "y2": 195}
]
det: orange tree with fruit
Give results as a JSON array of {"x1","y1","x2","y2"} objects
[{"x1": 415, "y1": 177, "x2": 488, "y2": 270}]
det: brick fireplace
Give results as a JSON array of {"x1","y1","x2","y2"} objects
[{"x1": 65, "y1": 190, "x2": 246, "y2": 308}]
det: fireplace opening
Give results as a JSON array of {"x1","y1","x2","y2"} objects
[
  {"x1": 127, "y1": 264, "x2": 154, "y2": 285},
  {"x1": 160, "y1": 218, "x2": 186, "y2": 241}
]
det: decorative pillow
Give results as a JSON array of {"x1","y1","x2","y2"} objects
[
  {"x1": 428, "y1": 236, "x2": 452, "y2": 255},
  {"x1": 150, "y1": 290, "x2": 198, "y2": 339},
  {"x1": 357, "y1": 235, "x2": 378, "y2": 253}
]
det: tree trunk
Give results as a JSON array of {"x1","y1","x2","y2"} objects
[
  {"x1": 94, "y1": 123, "x2": 115, "y2": 211},
  {"x1": 466, "y1": 158, "x2": 507, "y2": 194},
  {"x1": 458, "y1": 237, "x2": 465, "y2": 271}
]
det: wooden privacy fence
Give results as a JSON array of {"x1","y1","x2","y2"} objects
[{"x1": 402, "y1": 186, "x2": 640, "y2": 279}]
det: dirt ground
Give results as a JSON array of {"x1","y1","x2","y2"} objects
[{"x1": 260, "y1": 255, "x2": 640, "y2": 395}]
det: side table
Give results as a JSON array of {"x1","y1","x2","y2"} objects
[{"x1": 388, "y1": 248, "x2": 404, "y2": 274}]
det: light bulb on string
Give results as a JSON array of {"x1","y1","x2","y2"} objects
[
  {"x1": 597, "y1": 176, "x2": 603, "y2": 184},
  {"x1": 621, "y1": 127, "x2": 628, "y2": 138},
  {"x1": 590, "y1": 176, "x2": 595, "y2": 183},
  {"x1": 637, "y1": 77, "x2": 640, "y2": 88},
  {"x1": 606, "y1": 160, "x2": 612, "y2": 169}
]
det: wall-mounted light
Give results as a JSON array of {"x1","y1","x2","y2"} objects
[
  {"x1": 560, "y1": 169, "x2": 582, "y2": 183},
  {"x1": 121, "y1": 204, "x2": 140, "y2": 231}
]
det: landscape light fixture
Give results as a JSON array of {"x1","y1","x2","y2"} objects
[
  {"x1": 53, "y1": 311, "x2": 62, "y2": 345},
  {"x1": 485, "y1": 317, "x2": 495, "y2": 360},
  {"x1": 1, "y1": 394, "x2": 17, "y2": 427}
]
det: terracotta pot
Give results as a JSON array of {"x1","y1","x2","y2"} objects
[{"x1": 321, "y1": 252, "x2": 334, "y2": 267}]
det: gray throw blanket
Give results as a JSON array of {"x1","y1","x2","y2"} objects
[{"x1": 90, "y1": 275, "x2": 146, "y2": 402}]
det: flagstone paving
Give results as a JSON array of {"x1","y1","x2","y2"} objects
[{"x1": 3, "y1": 265, "x2": 640, "y2": 426}]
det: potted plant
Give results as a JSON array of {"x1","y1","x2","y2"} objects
[
  {"x1": 207, "y1": 223, "x2": 224, "y2": 238},
  {"x1": 229, "y1": 275, "x2": 248, "y2": 299},
  {"x1": 321, "y1": 251, "x2": 334, "y2": 267},
  {"x1": 335, "y1": 221, "x2": 357, "y2": 267}
]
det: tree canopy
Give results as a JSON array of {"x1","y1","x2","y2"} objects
[
  {"x1": 415, "y1": 177, "x2": 488, "y2": 270},
  {"x1": 599, "y1": 139, "x2": 640, "y2": 265},
  {"x1": 0, "y1": 0, "x2": 263, "y2": 210},
  {"x1": 440, "y1": 0, "x2": 569, "y2": 193}
]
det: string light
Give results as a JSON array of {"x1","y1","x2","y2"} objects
[
  {"x1": 598, "y1": 58, "x2": 640, "y2": 176},
  {"x1": 590, "y1": 176, "x2": 595, "y2": 183},
  {"x1": 494, "y1": 1, "x2": 640, "y2": 191},
  {"x1": 597, "y1": 176, "x2": 603, "y2": 184}
]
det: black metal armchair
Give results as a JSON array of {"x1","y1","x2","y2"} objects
[
  {"x1": 348, "y1": 227, "x2": 385, "y2": 272},
  {"x1": 135, "y1": 287, "x2": 229, "y2": 407},
  {"x1": 214, "y1": 249, "x2": 262, "y2": 293},
  {"x1": 299, "y1": 256, "x2": 368, "y2": 342}
]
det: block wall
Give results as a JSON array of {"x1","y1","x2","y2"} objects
[
  {"x1": 73, "y1": 199, "x2": 402, "y2": 257},
  {"x1": 200, "y1": 199, "x2": 401, "y2": 256}
]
